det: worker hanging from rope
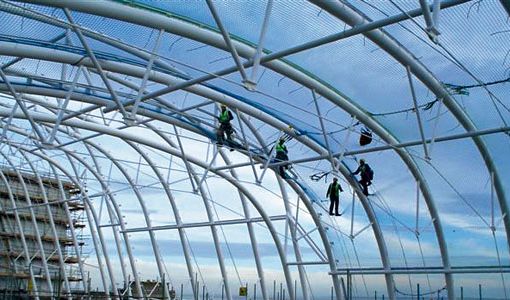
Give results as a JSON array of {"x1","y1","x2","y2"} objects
[
  {"x1": 216, "y1": 104, "x2": 234, "y2": 146},
  {"x1": 326, "y1": 177, "x2": 343, "y2": 216},
  {"x1": 275, "y1": 137, "x2": 289, "y2": 177},
  {"x1": 352, "y1": 159, "x2": 374, "y2": 196}
]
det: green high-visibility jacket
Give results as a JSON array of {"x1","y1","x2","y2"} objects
[
  {"x1": 275, "y1": 143, "x2": 287, "y2": 153},
  {"x1": 219, "y1": 110, "x2": 231, "y2": 123},
  {"x1": 327, "y1": 182, "x2": 342, "y2": 198}
]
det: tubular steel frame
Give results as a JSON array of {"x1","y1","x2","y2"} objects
[{"x1": 0, "y1": 1, "x2": 507, "y2": 299}]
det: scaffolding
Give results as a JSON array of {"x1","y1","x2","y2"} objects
[{"x1": 0, "y1": 168, "x2": 85, "y2": 298}]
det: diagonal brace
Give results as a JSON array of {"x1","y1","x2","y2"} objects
[
  {"x1": 45, "y1": 65, "x2": 83, "y2": 145},
  {"x1": 63, "y1": 8, "x2": 129, "y2": 120},
  {"x1": 128, "y1": 28, "x2": 165, "y2": 123},
  {"x1": 406, "y1": 66, "x2": 430, "y2": 160},
  {"x1": 0, "y1": 68, "x2": 46, "y2": 142},
  {"x1": 205, "y1": 0, "x2": 249, "y2": 86}
]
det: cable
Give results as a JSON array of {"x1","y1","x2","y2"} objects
[
  {"x1": 203, "y1": 180, "x2": 243, "y2": 286},
  {"x1": 395, "y1": 285, "x2": 446, "y2": 297},
  {"x1": 491, "y1": 230, "x2": 509, "y2": 300}
]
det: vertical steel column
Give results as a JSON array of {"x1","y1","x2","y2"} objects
[
  {"x1": 415, "y1": 180, "x2": 421, "y2": 235},
  {"x1": 350, "y1": 191, "x2": 355, "y2": 238}
]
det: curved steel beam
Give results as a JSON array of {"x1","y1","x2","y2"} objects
[
  {"x1": 58, "y1": 150, "x2": 120, "y2": 299},
  {"x1": 0, "y1": 168, "x2": 41, "y2": 299},
  {"x1": 275, "y1": 175, "x2": 312, "y2": 300},
  {"x1": 0, "y1": 42, "x2": 389, "y2": 297},
  {"x1": 44, "y1": 158, "x2": 88, "y2": 293},
  {"x1": 0, "y1": 11, "x2": 456, "y2": 298},
  {"x1": 81, "y1": 149, "x2": 132, "y2": 297},
  {"x1": 0, "y1": 70, "x2": 370, "y2": 299},
  {"x1": 218, "y1": 150, "x2": 269, "y2": 300},
  {"x1": 0, "y1": 151, "x2": 54, "y2": 296},
  {"x1": 0, "y1": 112, "x2": 298, "y2": 300},
  {"x1": 121, "y1": 140, "x2": 198, "y2": 300},
  {"x1": 16, "y1": 150, "x2": 73, "y2": 298},
  {"x1": 309, "y1": 2, "x2": 510, "y2": 299},
  {"x1": 3, "y1": 3, "x2": 466, "y2": 297},
  {"x1": 82, "y1": 142, "x2": 172, "y2": 299}
]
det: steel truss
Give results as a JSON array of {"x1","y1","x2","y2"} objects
[{"x1": 0, "y1": 1, "x2": 507, "y2": 300}]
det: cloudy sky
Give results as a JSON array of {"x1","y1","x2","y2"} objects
[{"x1": 1, "y1": 0, "x2": 510, "y2": 299}]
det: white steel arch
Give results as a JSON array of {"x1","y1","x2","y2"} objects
[{"x1": 0, "y1": 1, "x2": 508, "y2": 299}]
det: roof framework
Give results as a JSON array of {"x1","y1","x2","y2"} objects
[{"x1": 0, "y1": 0, "x2": 509, "y2": 299}]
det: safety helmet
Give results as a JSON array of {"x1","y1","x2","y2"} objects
[{"x1": 221, "y1": 104, "x2": 227, "y2": 109}]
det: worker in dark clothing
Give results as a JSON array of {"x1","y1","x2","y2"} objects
[
  {"x1": 352, "y1": 159, "x2": 373, "y2": 196},
  {"x1": 217, "y1": 104, "x2": 234, "y2": 146},
  {"x1": 274, "y1": 138, "x2": 289, "y2": 177},
  {"x1": 326, "y1": 177, "x2": 343, "y2": 216}
]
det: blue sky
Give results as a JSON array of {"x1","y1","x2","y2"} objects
[{"x1": 1, "y1": 0, "x2": 510, "y2": 298}]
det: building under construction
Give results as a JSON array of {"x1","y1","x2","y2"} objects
[
  {"x1": 1, "y1": 0, "x2": 510, "y2": 299},
  {"x1": 0, "y1": 168, "x2": 85, "y2": 298}
]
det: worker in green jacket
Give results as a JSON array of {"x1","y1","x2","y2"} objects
[
  {"x1": 326, "y1": 177, "x2": 343, "y2": 216},
  {"x1": 275, "y1": 138, "x2": 289, "y2": 177},
  {"x1": 216, "y1": 104, "x2": 234, "y2": 146}
]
